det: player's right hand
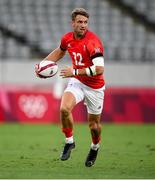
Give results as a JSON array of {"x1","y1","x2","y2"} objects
[{"x1": 35, "y1": 64, "x2": 46, "y2": 78}]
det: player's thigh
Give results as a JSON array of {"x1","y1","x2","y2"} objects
[
  {"x1": 84, "y1": 88, "x2": 104, "y2": 115},
  {"x1": 60, "y1": 92, "x2": 76, "y2": 111},
  {"x1": 64, "y1": 78, "x2": 84, "y2": 104}
]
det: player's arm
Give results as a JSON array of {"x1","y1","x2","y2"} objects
[
  {"x1": 45, "y1": 34, "x2": 67, "y2": 62},
  {"x1": 60, "y1": 56, "x2": 104, "y2": 78},
  {"x1": 78, "y1": 56, "x2": 104, "y2": 76},
  {"x1": 35, "y1": 47, "x2": 66, "y2": 78},
  {"x1": 44, "y1": 47, "x2": 66, "y2": 62}
]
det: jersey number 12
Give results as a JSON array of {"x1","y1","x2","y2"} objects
[{"x1": 72, "y1": 52, "x2": 84, "y2": 66}]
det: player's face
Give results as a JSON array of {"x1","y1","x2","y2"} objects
[{"x1": 72, "y1": 15, "x2": 88, "y2": 38}]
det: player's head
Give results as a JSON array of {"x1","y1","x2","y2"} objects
[{"x1": 71, "y1": 8, "x2": 89, "y2": 39}]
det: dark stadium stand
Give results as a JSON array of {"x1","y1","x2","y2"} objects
[
  {"x1": 0, "y1": 0, "x2": 155, "y2": 62},
  {"x1": 123, "y1": 0, "x2": 155, "y2": 22}
]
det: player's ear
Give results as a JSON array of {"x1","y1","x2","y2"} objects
[{"x1": 71, "y1": 21, "x2": 74, "y2": 28}]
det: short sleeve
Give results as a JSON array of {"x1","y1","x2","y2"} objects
[
  {"x1": 87, "y1": 39, "x2": 104, "y2": 59},
  {"x1": 60, "y1": 35, "x2": 67, "y2": 51}
]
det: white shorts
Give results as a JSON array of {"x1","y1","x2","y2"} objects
[{"x1": 64, "y1": 78, "x2": 105, "y2": 115}]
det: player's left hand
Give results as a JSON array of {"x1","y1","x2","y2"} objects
[{"x1": 60, "y1": 66, "x2": 74, "y2": 78}]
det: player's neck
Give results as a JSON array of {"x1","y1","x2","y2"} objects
[
  {"x1": 74, "y1": 33, "x2": 83, "y2": 39},
  {"x1": 73, "y1": 30, "x2": 88, "y2": 39}
]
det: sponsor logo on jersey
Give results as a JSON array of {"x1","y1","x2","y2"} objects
[
  {"x1": 68, "y1": 43, "x2": 71, "y2": 48},
  {"x1": 94, "y1": 48, "x2": 101, "y2": 53}
]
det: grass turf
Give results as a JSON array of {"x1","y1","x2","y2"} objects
[{"x1": 0, "y1": 123, "x2": 155, "y2": 179}]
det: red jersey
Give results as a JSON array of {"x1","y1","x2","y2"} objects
[{"x1": 60, "y1": 30, "x2": 105, "y2": 89}]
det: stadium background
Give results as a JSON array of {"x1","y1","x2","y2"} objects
[
  {"x1": 0, "y1": 0, "x2": 155, "y2": 123},
  {"x1": 0, "y1": 0, "x2": 155, "y2": 179}
]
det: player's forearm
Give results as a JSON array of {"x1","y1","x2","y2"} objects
[
  {"x1": 73, "y1": 66, "x2": 104, "y2": 76},
  {"x1": 60, "y1": 56, "x2": 104, "y2": 78},
  {"x1": 44, "y1": 47, "x2": 66, "y2": 62},
  {"x1": 60, "y1": 66, "x2": 104, "y2": 78},
  {"x1": 75, "y1": 56, "x2": 104, "y2": 76}
]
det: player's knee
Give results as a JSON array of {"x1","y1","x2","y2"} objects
[
  {"x1": 89, "y1": 121, "x2": 97, "y2": 130},
  {"x1": 60, "y1": 105, "x2": 71, "y2": 118},
  {"x1": 89, "y1": 121, "x2": 101, "y2": 132}
]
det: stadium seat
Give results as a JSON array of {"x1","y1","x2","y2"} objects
[{"x1": 0, "y1": 0, "x2": 154, "y2": 62}]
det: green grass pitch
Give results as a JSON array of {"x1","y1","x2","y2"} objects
[{"x1": 0, "y1": 123, "x2": 155, "y2": 179}]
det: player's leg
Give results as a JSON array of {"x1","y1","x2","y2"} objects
[
  {"x1": 85, "y1": 113, "x2": 101, "y2": 167},
  {"x1": 60, "y1": 91, "x2": 76, "y2": 160},
  {"x1": 60, "y1": 78, "x2": 84, "y2": 161},
  {"x1": 60, "y1": 91, "x2": 76, "y2": 144},
  {"x1": 82, "y1": 85, "x2": 104, "y2": 167},
  {"x1": 88, "y1": 114, "x2": 102, "y2": 147}
]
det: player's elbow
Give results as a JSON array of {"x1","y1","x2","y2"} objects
[
  {"x1": 96, "y1": 66, "x2": 104, "y2": 75},
  {"x1": 46, "y1": 47, "x2": 66, "y2": 62}
]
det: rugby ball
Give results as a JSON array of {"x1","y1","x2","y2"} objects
[{"x1": 37, "y1": 60, "x2": 58, "y2": 78}]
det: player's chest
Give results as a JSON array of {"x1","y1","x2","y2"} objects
[
  {"x1": 67, "y1": 40, "x2": 88, "y2": 57},
  {"x1": 66, "y1": 40, "x2": 91, "y2": 67}
]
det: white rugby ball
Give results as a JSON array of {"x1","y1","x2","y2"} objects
[{"x1": 38, "y1": 60, "x2": 58, "y2": 78}]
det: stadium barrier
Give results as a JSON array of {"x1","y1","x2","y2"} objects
[
  {"x1": 103, "y1": 87, "x2": 155, "y2": 123},
  {"x1": 0, "y1": 104, "x2": 4, "y2": 123},
  {"x1": 0, "y1": 85, "x2": 155, "y2": 124}
]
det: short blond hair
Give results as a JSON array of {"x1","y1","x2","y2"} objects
[{"x1": 71, "y1": 8, "x2": 89, "y2": 20}]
